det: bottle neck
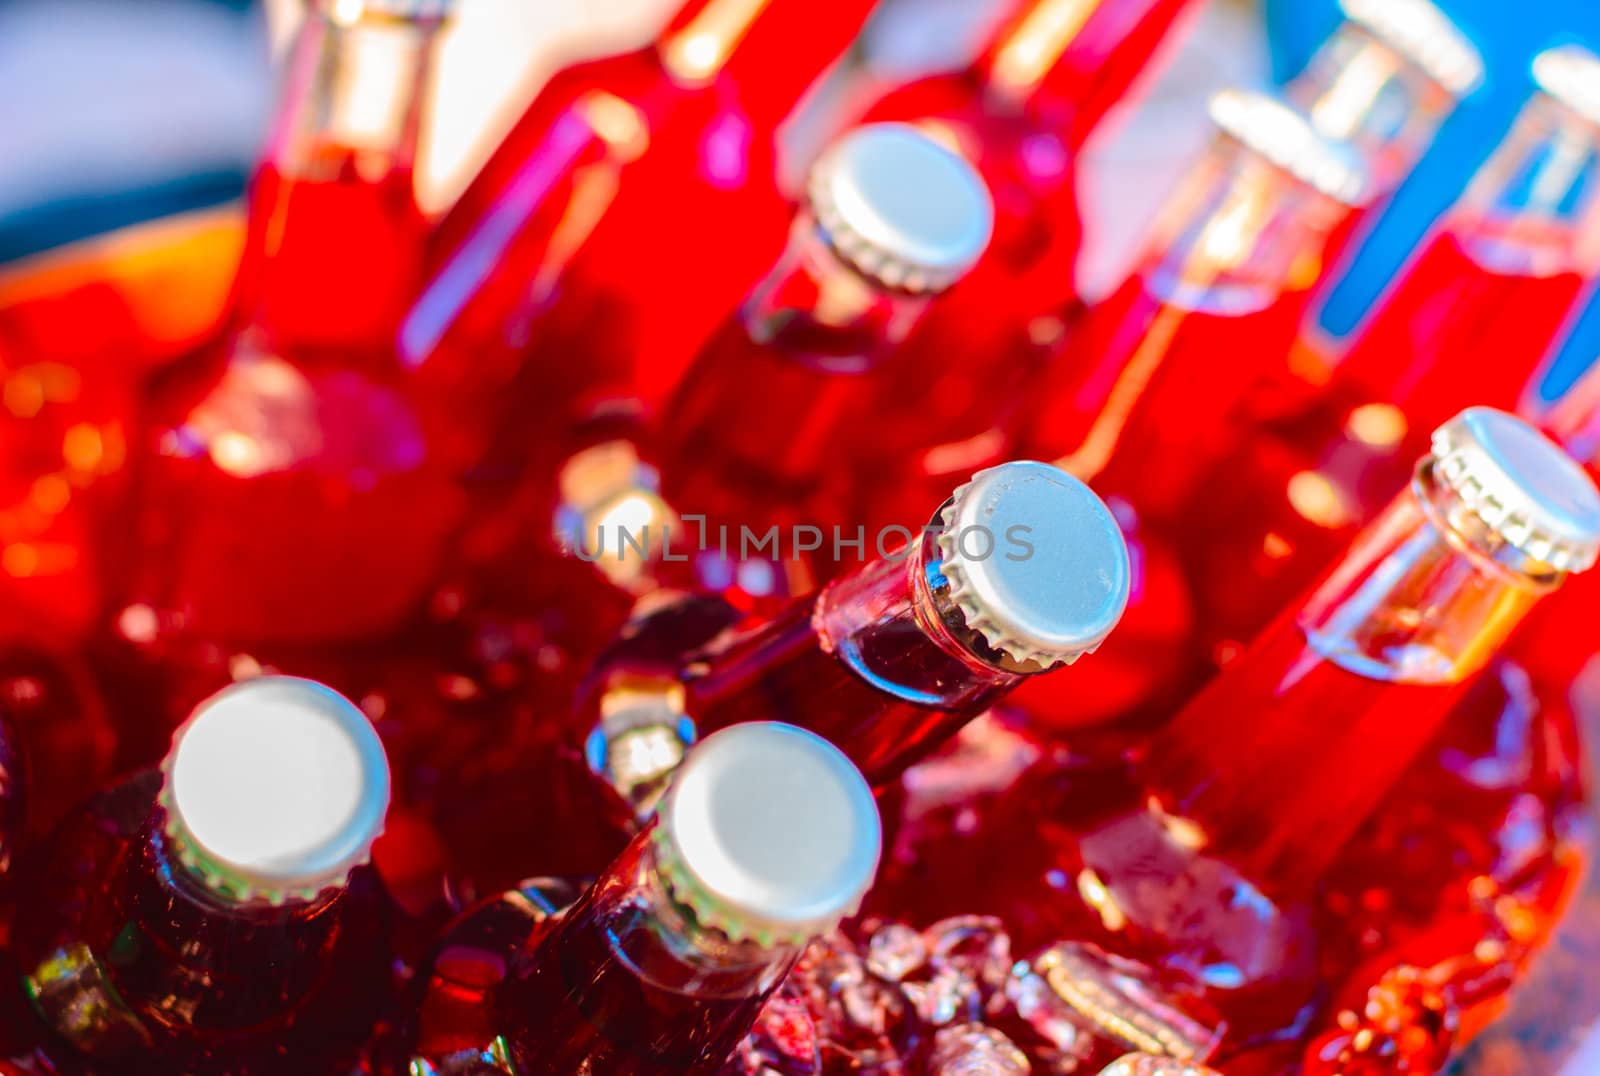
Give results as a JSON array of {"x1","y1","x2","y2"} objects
[
  {"x1": 234, "y1": 5, "x2": 440, "y2": 353},
  {"x1": 1144, "y1": 142, "x2": 1354, "y2": 313},
  {"x1": 1287, "y1": 24, "x2": 1456, "y2": 192},
  {"x1": 977, "y1": 0, "x2": 1196, "y2": 142},
  {"x1": 1143, "y1": 462, "x2": 1556, "y2": 896},
  {"x1": 1022, "y1": 143, "x2": 1350, "y2": 473},
  {"x1": 36, "y1": 809, "x2": 349, "y2": 1047},
  {"x1": 659, "y1": 0, "x2": 873, "y2": 124},
  {"x1": 742, "y1": 213, "x2": 933, "y2": 371},
  {"x1": 661, "y1": 213, "x2": 933, "y2": 507},
  {"x1": 503, "y1": 826, "x2": 798, "y2": 1065},
  {"x1": 684, "y1": 529, "x2": 1029, "y2": 784},
  {"x1": 1451, "y1": 94, "x2": 1600, "y2": 278}
]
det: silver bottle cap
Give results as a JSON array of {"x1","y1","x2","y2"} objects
[
  {"x1": 936, "y1": 461, "x2": 1131, "y2": 673},
  {"x1": 1098, "y1": 1056, "x2": 1224, "y2": 1076},
  {"x1": 1209, "y1": 90, "x2": 1372, "y2": 208},
  {"x1": 807, "y1": 123, "x2": 995, "y2": 294},
  {"x1": 160, "y1": 677, "x2": 390, "y2": 905},
  {"x1": 1339, "y1": 0, "x2": 1484, "y2": 96},
  {"x1": 653, "y1": 723, "x2": 881, "y2": 947},
  {"x1": 1430, "y1": 407, "x2": 1600, "y2": 574},
  {"x1": 1533, "y1": 45, "x2": 1600, "y2": 129}
]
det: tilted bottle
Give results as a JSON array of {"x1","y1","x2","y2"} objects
[
  {"x1": 844, "y1": 0, "x2": 1203, "y2": 531},
  {"x1": 583, "y1": 460, "x2": 1131, "y2": 798},
  {"x1": 129, "y1": 0, "x2": 460, "y2": 646},
  {"x1": 1186, "y1": 45, "x2": 1600, "y2": 666},
  {"x1": 408, "y1": 721, "x2": 881, "y2": 1075},
  {"x1": 653, "y1": 121, "x2": 994, "y2": 606},
  {"x1": 401, "y1": 0, "x2": 878, "y2": 469},
  {"x1": 1004, "y1": 89, "x2": 1370, "y2": 728},
  {"x1": 462, "y1": 122, "x2": 995, "y2": 620},
  {"x1": 12, "y1": 676, "x2": 393, "y2": 1073},
  {"x1": 877, "y1": 409, "x2": 1600, "y2": 1054}
]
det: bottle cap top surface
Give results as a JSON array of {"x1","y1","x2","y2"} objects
[
  {"x1": 1533, "y1": 45, "x2": 1600, "y2": 129},
  {"x1": 1430, "y1": 407, "x2": 1600, "y2": 573},
  {"x1": 937, "y1": 461, "x2": 1131, "y2": 673},
  {"x1": 162, "y1": 676, "x2": 390, "y2": 905},
  {"x1": 1209, "y1": 89, "x2": 1372, "y2": 208},
  {"x1": 807, "y1": 123, "x2": 995, "y2": 294},
  {"x1": 1338, "y1": 0, "x2": 1484, "y2": 96},
  {"x1": 655, "y1": 722, "x2": 881, "y2": 947}
]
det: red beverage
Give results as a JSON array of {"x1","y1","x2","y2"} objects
[
  {"x1": 846, "y1": 0, "x2": 1203, "y2": 533},
  {"x1": 1285, "y1": 0, "x2": 1482, "y2": 276},
  {"x1": 675, "y1": 460, "x2": 1131, "y2": 786},
  {"x1": 1186, "y1": 51, "x2": 1600, "y2": 662},
  {"x1": 1006, "y1": 89, "x2": 1369, "y2": 729},
  {"x1": 129, "y1": 0, "x2": 461, "y2": 647},
  {"x1": 404, "y1": 0, "x2": 877, "y2": 471},
  {"x1": 456, "y1": 123, "x2": 995, "y2": 629},
  {"x1": 656, "y1": 123, "x2": 994, "y2": 603},
  {"x1": 408, "y1": 722, "x2": 881, "y2": 1075},
  {"x1": 874, "y1": 409, "x2": 1600, "y2": 1054},
  {"x1": 1292, "y1": 654, "x2": 1590, "y2": 1072},
  {"x1": 12, "y1": 678, "x2": 394, "y2": 1073}
]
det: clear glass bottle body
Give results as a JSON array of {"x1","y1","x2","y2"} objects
[{"x1": 681, "y1": 530, "x2": 1027, "y2": 785}]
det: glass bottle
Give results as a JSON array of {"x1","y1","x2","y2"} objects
[
  {"x1": 1186, "y1": 46, "x2": 1600, "y2": 669},
  {"x1": 401, "y1": 0, "x2": 878, "y2": 471},
  {"x1": 875, "y1": 409, "x2": 1600, "y2": 1053},
  {"x1": 592, "y1": 460, "x2": 1132, "y2": 791},
  {"x1": 1287, "y1": 0, "x2": 1483, "y2": 265},
  {"x1": 12, "y1": 676, "x2": 394, "y2": 1073},
  {"x1": 655, "y1": 121, "x2": 995, "y2": 606},
  {"x1": 408, "y1": 721, "x2": 882, "y2": 1075},
  {"x1": 845, "y1": 0, "x2": 1204, "y2": 533},
  {"x1": 129, "y1": 0, "x2": 462, "y2": 647},
  {"x1": 458, "y1": 122, "x2": 995, "y2": 623},
  {"x1": 1003, "y1": 88, "x2": 1369, "y2": 730}
]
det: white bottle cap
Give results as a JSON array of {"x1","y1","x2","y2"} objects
[
  {"x1": 1339, "y1": 0, "x2": 1484, "y2": 97},
  {"x1": 937, "y1": 460, "x2": 1132, "y2": 673},
  {"x1": 1208, "y1": 90, "x2": 1371, "y2": 208},
  {"x1": 161, "y1": 676, "x2": 390, "y2": 906},
  {"x1": 654, "y1": 723, "x2": 881, "y2": 947},
  {"x1": 1533, "y1": 45, "x2": 1600, "y2": 129},
  {"x1": 807, "y1": 123, "x2": 995, "y2": 294},
  {"x1": 1430, "y1": 407, "x2": 1600, "y2": 574}
]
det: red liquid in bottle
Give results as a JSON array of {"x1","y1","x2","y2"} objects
[
  {"x1": 12, "y1": 679, "x2": 396, "y2": 1073},
  {"x1": 872, "y1": 425, "x2": 1591, "y2": 1055},
  {"x1": 993, "y1": 93, "x2": 1367, "y2": 731},
  {"x1": 847, "y1": 0, "x2": 1202, "y2": 535},
  {"x1": 678, "y1": 460, "x2": 1131, "y2": 787},
  {"x1": 127, "y1": 4, "x2": 461, "y2": 647},
  {"x1": 1186, "y1": 214, "x2": 1595, "y2": 663},
  {"x1": 408, "y1": 0, "x2": 876, "y2": 475},
  {"x1": 411, "y1": 722, "x2": 880, "y2": 1075}
]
